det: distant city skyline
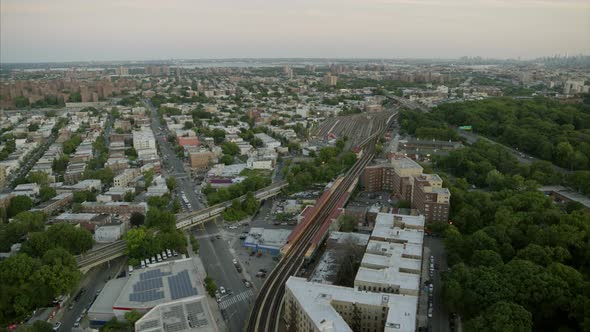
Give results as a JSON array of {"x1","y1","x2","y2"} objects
[{"x1": 1, "y1": 0, "x2": 589, "y2": 63}]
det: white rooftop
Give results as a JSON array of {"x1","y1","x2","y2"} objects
[
  {"x1": 371, "y1": 214, "x2": 425, "y2": 245},
  {"x1": 114, "y1": 258, "x2": 202, "y2": 310},
  {"x1": 135, "y1": 295, "x2": 218, "y2": 332},
  {"x1": 244, "y1": 227, "x2": 291, "y2": 249},
  {"x1": 286, "y1": 277, "x2": 417, "y2": 332}
]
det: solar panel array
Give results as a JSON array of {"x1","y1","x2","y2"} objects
[
  {"x1": 129, "y1": 268, "x2": 197, "y2": 304},
  {"x1": 186, "y1": 301, "x2": 209, "y2": 328},
  {"x1": 130, "y1": 289, "x2": 165, "y2": 303},
  {"x1": 168, "y1": 270, "x2": 198, "y2": 300},
  {"x1": 162, "y1": 304, "x2": 187, "y2": 332},
  {"x1": 130, "y1": 268, "x2": 169, "y2": 303},
  {"x1": 140, "y1": 269, "x2": 171, "y2": 280},
  {"x1": 138, "y1": 319, "x2": 160, "y2": 330},
  {"x1": 134, "y1": 277, "x2": 164, "y2": 292}
]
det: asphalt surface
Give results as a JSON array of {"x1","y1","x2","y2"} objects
[
  {"x1": 425, "y1": 236, "x2": 450, "y2": 332},
  {"x1": 458, "y1": 130, "x2": 570, "y2": 174},
  {"x1": 58, "y1": 257, "x2": 126, "y2": 331},
  {"x1": 143, "y1": 99, "x2": 253, "y2": 332},
  {"x1": 3, "y1": 130, "x2": 58, "y2": 191}
]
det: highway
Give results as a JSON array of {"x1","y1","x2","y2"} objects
[
  {"x1": 245, "y1": 111, "x2": 396, "y2": 332},
  {"x1": 458, "y1": 130, "x2": 571, "y2": 174},
  {"x1": 385, "y1": 94, "x2": 430, "y2": 113}
]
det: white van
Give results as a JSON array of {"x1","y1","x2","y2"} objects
[
  {"x1": 141, "y1": 260, "x2": 146, "y2": 268},
  {"x1": 128, "y1": 265, "x2": 134, "y2": 275}
]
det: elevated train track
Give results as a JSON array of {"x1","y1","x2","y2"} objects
[
  {"x1": 76, "y1": 182, "x2": 287, "y2": 271},
  {"x1": 246, "y1": 111, "x2": 397, "y2": 332}
]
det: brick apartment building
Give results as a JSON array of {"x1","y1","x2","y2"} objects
[
  {"x1": 361, "y1": 156, "x2": 450, "y2": 223},
  {"x1": 412, "y1": 174, "x2": 450, "y2": 222}
]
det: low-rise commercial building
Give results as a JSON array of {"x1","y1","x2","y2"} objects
[
  {"x1": 243, "y1": 227, "x2": 292, "y2": 256},
  {"x1": 88, "y1": 258, "x2": 210, "y2": 326}
]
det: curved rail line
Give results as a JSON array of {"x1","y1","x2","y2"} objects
[{"x1": 245, "y1": 111, "x2": 396, "y2": 332}]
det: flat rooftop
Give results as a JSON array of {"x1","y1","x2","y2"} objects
[
  {"x1": 372, "y1": 213, "x2": 425, "y2": 245},
  {"x1": 244, "y1": 227, "x2": 291, "y2": 249},
  {"x1": 90, "y1": 278, "x2": 127, "y2": 315},
  {"x1": 355, "y1": 266, "x2": 421, "y2": 293},
  {"x1": 366, "y1": 240, "x2": 423, "y2": 260},
  {"x1": 115, "y1": 258, "x2": 201, "y2": 310},
  {"x1": 286, "y1": 277, "x2": 417, "y2": 332},
  {"x1": 391, "y1": 157, "x2": 422, "y2": 169},
  {"x1": 135, "y1": 296, "x2": 218, "y2": 332}
]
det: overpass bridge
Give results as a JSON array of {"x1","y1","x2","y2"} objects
[
  {"x1": 385, "y1": 94, "x2": 430, "y2": 113},
  {"x1": 175, "y1": 181, "x2": 286, "y2": 229},
  {"x1": 76, "y1": 181, "x2": 287, "y2": 272}
]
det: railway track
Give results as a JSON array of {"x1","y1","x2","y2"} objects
[
  {"x1": 76, "y1": 240, "x2": 127, "y2": 268},
  {"x1": 245, "y1": 111, "x2": 395, "y2": 332}
]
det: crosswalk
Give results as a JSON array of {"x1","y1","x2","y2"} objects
[{"x1": 219, "y1": 289, "x2": 255, "y2": 310}]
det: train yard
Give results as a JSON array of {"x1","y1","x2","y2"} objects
[{"x1": 312, "y1": 111, "x2": 393, "y2": 148}]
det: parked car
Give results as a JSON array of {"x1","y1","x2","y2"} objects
[
  {"x1": 242, "y1": 279, "x2": 252, "y2": 288},
  {"x1": 219, "y1": 286, "x2": 226, "y2": 295},
  {"x1": 53, "y1": 322, "x2": 61, "y2": 331}
]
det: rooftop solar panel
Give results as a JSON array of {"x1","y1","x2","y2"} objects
[
  {"x1": 138, "y1": 319, "x2": 160, "y2": 330},
  {"x1": 134, "y1": 277, "x2": 164, "y2": 292},
  {"x1": 167, "y1": 270, "x2": 197, "y2": 300},
  {"x1": 139, "y1": 268, "x2": 171, "y2": 281},
  {"x1": 130, "y1": 289, "x2": 165, "y2": 302}
]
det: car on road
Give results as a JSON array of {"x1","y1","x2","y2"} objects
[
  {"x1": 242, "y1": 279, "x2": 252, "y2": 288},
  {"x1": 215, "y1": 235, "x2": 221, "y2": 239},
  {"x1": 219, "y1": 286, "x2": 226, "y2": 295},
  {"x1": 232, "y1": 259, "x2": 238, "y2": 265},
  {"x1": 259, "y1": 269, "x2": 268, "y2": 273},
  {"x1": 53, "y1": 322, "x2": 61, "y2": 331},
  {"x1": 228, "y1": 225, "x2": 238, "y2": 230},
  {"x1": 74, "y1": 316, "x2": 82, "y2": 328},
  {"x1": 239, "y1": 234, "x2": 247, "y2": 240},
  {"x1": 256, "y1": 271, "x2": 267, "y2": 278}
]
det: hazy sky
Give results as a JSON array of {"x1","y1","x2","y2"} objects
[{"x1": 1, "y1": 0, "x2": 589, "y2": 62}]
